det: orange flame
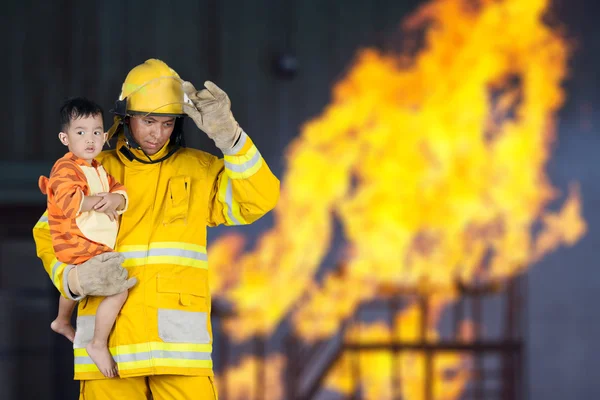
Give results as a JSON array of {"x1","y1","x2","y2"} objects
[
  {"x1": 324, "y1": 304, "x2": 474, "y2": 400},
  {"x1": 215, "y1": 354, "x2": 286, "y2": 400},
  {"x1": 210, "y1": 0, "x2": 586, "y2": 398}
]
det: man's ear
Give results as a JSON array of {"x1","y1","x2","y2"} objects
[{"x1": 58, "y1": 132, "x2": 69, "y2": 146}]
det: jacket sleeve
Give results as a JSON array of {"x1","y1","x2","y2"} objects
[
  {"x1": 207, "y1": 131, "x2": 280, "y2": 227},
  {"x1": 32, "y1": 212, "x2": 81, "y2": 300}
]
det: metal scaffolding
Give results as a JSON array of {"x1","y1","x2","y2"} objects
[{"x1": 215, "y1": 274, "x2": 528, "y2": 400}]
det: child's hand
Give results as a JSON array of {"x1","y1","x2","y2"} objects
[{"x1": 94, "y1": 193, "x2": 125, "y2": 221}]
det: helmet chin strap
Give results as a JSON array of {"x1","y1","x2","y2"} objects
[
  {"x1": 118, "y1": 119, "x2": 182, "y2": 164},
  {"x1": 110, "y1": 98, "x2": 186, "y2": 164}
]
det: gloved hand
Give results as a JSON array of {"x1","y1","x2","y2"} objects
[
  {"x1": 182, "y1": 81, "x2": 242, "y2": 150},
  {"x1": 67, "y1": 252, "x2": 137, "y2": 297}
]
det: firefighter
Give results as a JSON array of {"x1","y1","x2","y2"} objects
[{"x1": 33, "y1": 58, "x2": 280, "y2": 399}]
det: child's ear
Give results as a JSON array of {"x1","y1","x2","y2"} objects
[{"x1": 58, "y1": 132, "x2": 69, "y2": 146}]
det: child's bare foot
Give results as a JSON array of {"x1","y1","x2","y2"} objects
[
  {"x1": 50, "y1": 319, "x2": 75, "y2": 342},
  {"x1": 86, "y1": 341, "x2": 118, "y2": 378}
]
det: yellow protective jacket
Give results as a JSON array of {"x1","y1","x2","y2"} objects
[{"x1": 33, "y1": 132, "x2": 279, "y2": 380}]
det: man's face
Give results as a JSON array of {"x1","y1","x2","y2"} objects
[
  {"x1": 59, "y1": 114, "x2": 106, "y2": 162},
  {"x1": 129, "y1": 115, "x2": 176, "y2": 156}
]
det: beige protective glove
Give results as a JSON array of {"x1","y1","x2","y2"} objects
[
  {"x1": 67, "y1": 252, "x2": 137, "y2": 297},
  {"x1": 182, "y1": 81, "x2": 242, "y2": 150}
]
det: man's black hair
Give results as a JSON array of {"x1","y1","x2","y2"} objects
[{"x1": 60, "y1": 97, "x2": 104, "y2": 132}]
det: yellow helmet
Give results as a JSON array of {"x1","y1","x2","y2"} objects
[
  {"x1": 107, "y1": 59, "x2": 189, "y2": 142},
  {"x1": 119, "y1": 58, "x2": 186, "y2": 116}
]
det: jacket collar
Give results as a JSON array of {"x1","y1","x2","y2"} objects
[{"x1": 115, "y1": 135, "x2": 172, "y2": 169}]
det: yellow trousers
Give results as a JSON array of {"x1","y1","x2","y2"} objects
[{"x1": 79, "y1": 375, "x2": 218, "y2": 400}]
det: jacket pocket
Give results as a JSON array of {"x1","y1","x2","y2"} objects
[
  {"x1": 163, "y1": 175, "x2": 190, "y2": 225},
  {"x1": 73, "y1": 315, "x2": 95, "y2": 348},
  {"x1": 158, "y1": 309, "x2": 210, "y2": 344},
  {"x1": 156, "y1": 275, "x2": 210, "y2": 344}
]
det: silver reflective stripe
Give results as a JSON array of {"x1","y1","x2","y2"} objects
[
  {"x1": 38, "y1": 215, "x2": 48, "y2": 223},
  {"x1": 51, "y1": 261, "x2": 62, "y2": 281},
  {"x1": 147, "y1": 248, "x2": 208, "y2": 261},
  {"x1": 120, "y1": 249, "x2": 207, "y2": 260},
  {"x1": 225, "y1": 179, "x2": 242, "y2": 225},
  {"x1": 74, "y1": 350, "x2": 211, "y2": 364},
  {"x1": 121, "y1": 250, "x2": 148, "y2": 259},
  {"x1": 146, "y1": 350, "x2": 211, "y2": 361},
  {"x1": 224, "y1": 148, "x2": 261, "y2": 173}
]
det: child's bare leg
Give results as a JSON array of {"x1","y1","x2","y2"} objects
[
  {"x1": 86, "y1": 290, "x2": 128, "y2": 378},
  {"x1": 51, "y1": 295, "x2": 77, "y2": 342}
]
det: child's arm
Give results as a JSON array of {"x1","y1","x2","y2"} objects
[
  {"x1": 80, "y1": 196, "x2": 103, "y2": 212},
  {"x1": 93, "y1": 193, "x2": 125, "y2": 214},
  {"x1": 105, "y1": 169, "x2": 128, "y2": 214}
]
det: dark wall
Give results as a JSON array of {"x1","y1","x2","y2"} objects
[
  {"x1": 526, "y1": 1, "x2": 600, "y2": 398},
  {"x1": 0, "y1": 0, "x2": 417, "y2": 171},
  {"x1": 0, "y1": 1, "x2": 420, "y2": 398}
]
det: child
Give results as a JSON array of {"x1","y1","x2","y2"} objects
[{"x1": 39, "y1": 97, "x2": 129, "y2": 378}]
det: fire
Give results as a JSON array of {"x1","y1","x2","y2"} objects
[
  {"x1": 215, "y1": 354, "x2": 286, "y2": 400},
  {"x1": 208, "y1": 233, "x2": 246, "y2": 295},
  {"x1": 323, "y1": 304, "x2": 474, "y2": 400},
  {"x1": 209, "y1": 0, "x2": 587, "y2": 398}
]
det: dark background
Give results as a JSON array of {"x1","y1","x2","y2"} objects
[{"x1": 1, "y1": 0, "x2": 599, "y2": 399}]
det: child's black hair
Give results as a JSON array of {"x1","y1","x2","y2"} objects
[{"x1": 60, "y1": 97, "x2": 104, "y2": 131}]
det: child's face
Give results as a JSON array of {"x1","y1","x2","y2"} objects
[{"x1": 58, "y1": 114, "x2": 106, "y2": 162}]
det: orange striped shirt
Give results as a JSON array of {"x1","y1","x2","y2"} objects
[{"x1": 39, "y1": 152, "x2": 128, "y2": 265}]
